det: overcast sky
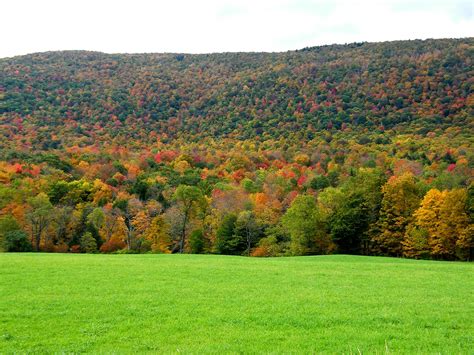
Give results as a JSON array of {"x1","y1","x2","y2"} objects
[{"x1": 1, "y1": 0, "x2": 472, "y2": 58}]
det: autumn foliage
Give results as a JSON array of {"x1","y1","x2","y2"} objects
[{"x1": 0, "y1": 39, "x2": 472, "y2": 260}]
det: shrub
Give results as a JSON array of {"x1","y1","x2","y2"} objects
[
  {"x1": 251, "y1": 246, "x2": 270, "y2": 257},
  {"x1": 136, "y1": 238, "x2": 152, "y2": 253},
  {"x1": 0, "y1": 215, "x2": 21, "y2": 252},
  {"x1": 54, "y1": 243, "x2": 69, "y2": 253},
  {"x1": 70, "y1": 245, "x2": 81, "y2": 253},
  {"x1": 40, "y1": 241, "x2": 55, "y2": 253},
  {"x1": 80, "y1": 232, "x2": 97, "y2": 253},
  {"x1": 189, "y1": 229, "x2": 205, "y2": 254},
  {"x1": 100, "y1": 238, "x2": 126, "y2": 253},
  {"x1": 5, "y1": 231, "x2": 32, "y2": 252}
]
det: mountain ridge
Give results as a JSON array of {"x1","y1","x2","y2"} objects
[
  {"x1": 2, "y1": 36, "x2": 471, "y2": 58},
  {"x1": 1, "y1": 37, "x2": 473, "y2": 150}
]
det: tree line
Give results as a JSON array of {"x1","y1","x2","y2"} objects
[{"x1": 1, "y1": 168, "x2": 472, "y2": 260}]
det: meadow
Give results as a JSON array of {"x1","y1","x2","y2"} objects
[{"x1": 0, "y1": 253, "x2": 472, "y2": 353}]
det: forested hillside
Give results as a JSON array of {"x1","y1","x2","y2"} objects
[{"x1": 0, "y1": 38, "x2": 472, "y2": 259}]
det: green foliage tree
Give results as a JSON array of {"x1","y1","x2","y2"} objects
[
  {"x1": 173, "y1": 185, "x2": 204, "y2": 253},
  {"x1": 328, "y1": 192, "x2": 368, "y2": 254},
  {"x1": 26, "y1": 193, "x2": 54, "y2": 251},
  {"x1": 310, "y1": 175, "x2": 330, "y2": 191},
  {"x1": 0, "y1": 215, "x2": 21, "y2": 252},
  {"x1": 87, "y1": 207, "x2": 106, "y2": 231},
  {"x1": 189, "y1": 229, "x2": 205, "y2": 254},
  {"x1": 235, "y1": 210, "x2": 261, "y2": 256},
  {"x1": 215, "y1": 213, "x2": 244, "y2": 255},
  {"x1": 282, "y1": 194, "x2": 331, "y2": 255}
]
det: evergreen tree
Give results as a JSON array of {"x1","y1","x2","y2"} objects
[
  {"x1": 215, "y1": 213, "x2": 245, "y2": 255},
  {"x1": 80, "y1": 232, "x2": 97, "y2": 253}
]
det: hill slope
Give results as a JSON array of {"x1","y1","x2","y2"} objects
[
  {"x1": 1, "y1": 38, "x2": 473, "y2": 148},
  {"x1": 0, "y1": 39, "x2": 472, "y2": 261}
]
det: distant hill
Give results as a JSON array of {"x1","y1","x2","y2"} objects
[
  {"x1": 0, "y1": 38, "x2": 473, "y2": 148},
  {"x1": 0, "y1": 39, "x2": 472, "y2": 262}
]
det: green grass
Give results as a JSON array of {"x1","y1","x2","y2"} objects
[{"x1": 0, "y1": 254, "x2": 472, "y2": 353}]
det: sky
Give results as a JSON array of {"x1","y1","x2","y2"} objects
[{"x1": 1, "y1": 0, "x2": 472, "y2": 58}]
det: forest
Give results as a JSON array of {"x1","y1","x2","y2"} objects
[{"x1": 0, "y1": 38, "x2": 473, "y2": 260}]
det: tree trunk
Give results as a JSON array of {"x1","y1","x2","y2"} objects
[
  {"x1": 246, "y1": 228, "x2": 251, "y2": 256},
  {"x1": 179, "y1": 211, "x2": 189, "y2": 253},
  {"x1": 35, "y1": 232, "x2": 41, "y2": 251}
]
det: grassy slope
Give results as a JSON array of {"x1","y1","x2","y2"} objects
[{"x1": 0, "y1": 254, "x2": 472, "y2": 353}]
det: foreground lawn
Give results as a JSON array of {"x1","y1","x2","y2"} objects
[{"x1": 0, "y1": 254, "x2": 472, "y2": 353}]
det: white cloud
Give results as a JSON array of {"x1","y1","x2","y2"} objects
[{"x1": 0, "y1": 0, "x2": 472, "y2": 57}]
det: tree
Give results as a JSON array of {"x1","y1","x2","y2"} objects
[
  {"x1": 403, "y1": 189, "x2": 445, "y2": 259},
  {"x1": 318, "y1": 169, "x2": 385, "y2": 255},
  {"x1": 215, "y1": 213, "x2": 243, "y2": 255},
  {"x1": 146, "y1": 215, "x2": 171, "y2": 253},
  {"x1": 253, "y1": 224, "x2": 289, "y2": 257},
  {"x1": 436, "y1": 189, "x2": 472, "y2": 260},
  {"x1": 252, "y1": 192, "x2": 282, "y2": 226},
  {"x1": 99, "y1": 205, "x2": 123, "y2": 243},
  {"x1": 87, "y1": 207, "x2": 105, "y2": 232},
  {"x1": 52, "y1": 206, "x2": 74, "y2": 247},
  {"x1": 189, "y1": 229, "x2": 205, "y2": 254},
  {"x1": 26, "y1": 193, "x2": 53, "y2": 251},
  {"x1": 0, "y1": 215, "x2": 21, "y2": 252},
  {"x1": 328, "y1": 192, "x2": 368, "y2": 254},
  {"x1": 113, "y1": 197, "x2": 143, "y2": 251},
  {"x1": 172, "y1": 185, "x2": 204, "y2": 253},
  {"x1": 403, "y1": 188, "x2": 473, "y2": 260},
  {"x1": 372, "y1": 173, "x2": 421, "y2": 256},
  {"x1": 235, "y1": 211, "x2": 260, "y2": 256},
  {"x1": 282, "y1": 194, "x2": 332, "y2": 255},
  {"x1": 403, "y1": 226, "x2": 430, "y2": 259},
  {"x1": 310, "y1": 175, "x2": 330, "y2": 191}
]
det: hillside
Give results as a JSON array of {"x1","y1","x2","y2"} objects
[
  {"x1": 0, "y1": 38, "x2": 472, "y2": 260},
  {"x1": 1, "y1": 38, "x2": 473, "y2": 149}
]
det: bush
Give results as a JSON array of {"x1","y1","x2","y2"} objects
[
  {"x1": 135, "y1": 238, "x2": 152, "y2": 253},
  {"x1": 54, "y1": 243, "x2": 69, "y2": 253},
  {"x1": 70, "y1": 245, "x2": 81, "y2": 253},
  {"x1": 0, "y1": 215, "x2": 21, "y2": 252},
  {"x1": 5, "y1": 231, "x2": 32, "y2": 252},
  {"x1": 253, "y1": 235, "x2": 287, "y2": 257},
  {"x1": 251, "y1": 246, "x2": 270, "y2": 257},
  {"x1": 80, "y1": 232, "x2": 97, "y2": 253},
  {"x1": 114, "y1": 248, "x2": 139, "y2": 254},
  {"x1": 100, "y1": 238, "x2": 126, "y2": 253}
]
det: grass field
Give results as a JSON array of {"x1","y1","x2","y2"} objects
[{"x1": 0, "y1": 254, "x2": 472, "y2": 353}]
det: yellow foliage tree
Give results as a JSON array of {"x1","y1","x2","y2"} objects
[
  {"x1": 403, "y1": 189, "x2": 446, "y2": 258},
  {"x1": 372, "y1": 173, "x2": 421, "y2": 256},
  {"x1": 146, "y1": 215, "x2": 171, "y2": 253},
  {"x1": 404, "y1": 188, "x2": 473, "y2": 260},
  {"x1": 435, "y1": 189, "x2": 472, "y2": 260}
]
